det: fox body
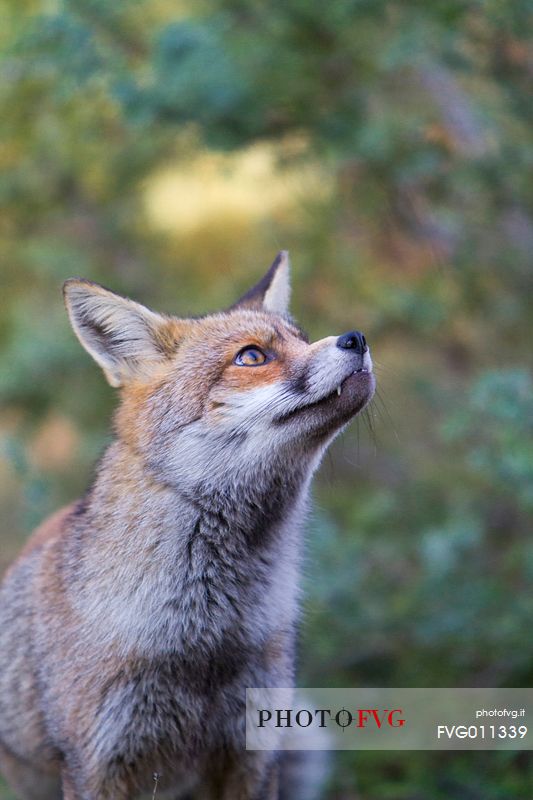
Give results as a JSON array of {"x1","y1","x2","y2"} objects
[{"x1": 0, "y1": 253, "x2": 374, "y2": 800}]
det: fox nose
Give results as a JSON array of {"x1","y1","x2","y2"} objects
[{"x1": 336, "y1": 330, "x2": 368, "y2": 354}]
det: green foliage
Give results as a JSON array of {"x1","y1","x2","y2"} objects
[
  {"x1": 1, "y1": 1, "x2": 532, "y2": 798},
  {"x1": 443, "y1": 369, "x2": 533, "y2": 509}
]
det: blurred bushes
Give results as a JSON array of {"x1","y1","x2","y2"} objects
[{"x1": 1, "y1": 0, "x2": 532, "y2": 797}]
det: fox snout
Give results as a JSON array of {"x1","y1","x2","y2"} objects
[
  {"x1": 265, "y1": 327, "x2": 374, "y2": 434},
  {"x1": 335, "y1": 328, "x2": 373, "y2": 388},
  {"x1": 334, "y1": 328, "x2": 373, "y2": 378}
]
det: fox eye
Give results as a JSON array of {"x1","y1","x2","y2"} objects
[{"x1": 234, "y1": 346, "x2": 268, "y2": 366}]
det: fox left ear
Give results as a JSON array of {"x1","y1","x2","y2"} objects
[
  {"x1": 232, "y1": 250, "x2": 291, "y2": 315},
  {"x1": 63, "y1": 279, "x2": 185, "y2": 387}
]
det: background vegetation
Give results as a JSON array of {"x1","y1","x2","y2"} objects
[{"x1": 1, "y1": 1, "x2": 532, "y2": 797}]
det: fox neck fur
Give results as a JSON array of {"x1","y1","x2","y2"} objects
[{"x1": 64, "y1": 437, "x2": 311, "y2": 668}]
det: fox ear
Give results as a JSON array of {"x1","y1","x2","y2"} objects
[
  {"x1": 63, "y1": 279, "x2": 180, "y2": 387},
  {"x1": 232, "y1": 250, "x2": 291, "y2": 315}
]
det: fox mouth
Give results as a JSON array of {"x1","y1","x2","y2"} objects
[
  {"x1": 275, "y1": 368, "x2": 373, "y2": 424},
  {"x1": 334, "y1": 367, "x2": 370, "y2": 396}
]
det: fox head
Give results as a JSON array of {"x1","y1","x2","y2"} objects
[{"x1": 64, "y1": 253, "x2": 374, "y2": 492}]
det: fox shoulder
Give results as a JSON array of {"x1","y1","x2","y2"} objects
[{"x1": 13, "y1": 503, "x2": 77, "y2": 566}]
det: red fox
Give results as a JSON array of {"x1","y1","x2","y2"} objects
[{"x1": 0, "y1": 252, "x2": 374, "y2": 800}]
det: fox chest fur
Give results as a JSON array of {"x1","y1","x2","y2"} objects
[{"x1": 0, "y1": 252, "x2": 374, "y2": 800}]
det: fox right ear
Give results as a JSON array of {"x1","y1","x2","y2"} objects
[
  {"x1": 63, "y1": 279, "x2": 183, "y2": 387},
  {"x1": 232, "y1": 251, "x2": 291, "y2": 315}
]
